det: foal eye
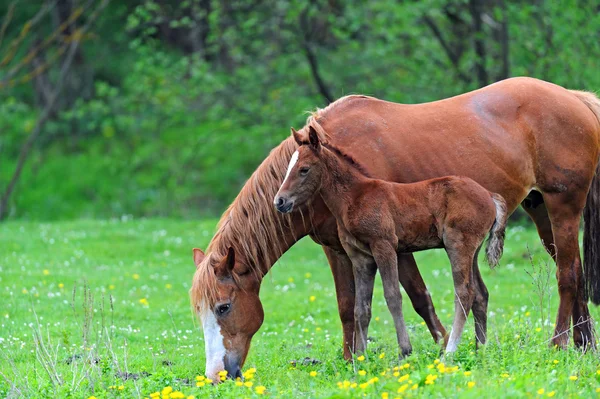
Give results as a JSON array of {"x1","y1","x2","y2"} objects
[
  {"x1": 299, "y1": 167, "x2": 310, "y2": 176},
  {"x1": 217, "y1": 304, "x2": 231, "y2": 315}
]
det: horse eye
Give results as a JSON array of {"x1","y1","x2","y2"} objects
[
  {"x1": 299, "y1": 167, "x2": 310, "y2": 176},
  {"x1": 217, "y1": 304, "x2": 231, "y2": 316}
]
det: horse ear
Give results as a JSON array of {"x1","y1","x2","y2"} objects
[
  {"x1": 308, "y1": 126, "x2": 321, "y2": 150},
  {"x1": 291, "y1": 127, "x2": 303, "y2": 146},
  {"x1": 193, "y1": 248, "x2": 205, "y2": 268},
  {"x1": 214, "y1": 247, "x2": 235, "y2": 279}
]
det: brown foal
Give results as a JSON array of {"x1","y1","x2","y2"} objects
[{"x1": 275, "y1": 126, "x2": 508, "y2": 356}]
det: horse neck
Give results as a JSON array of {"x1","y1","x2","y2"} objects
[{"x1": 318, "y1": 148, "x2": 368, "y2": 217}]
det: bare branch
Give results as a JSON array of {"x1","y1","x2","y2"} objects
[{"x1": 0, "y1": 0, "x2": 110, "y2": 220}]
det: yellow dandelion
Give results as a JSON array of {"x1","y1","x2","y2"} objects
[
  {"x1": 427, "y1": 364, "x2": 434, "y2": 369},
  {"x1": 525, "y1": 311, "x2": 531, "y2": 316},
  {"x1": 118, "y1": 385, "x2": 124, "y2": 390},
  {"x1": 536, "y1": 327, "x2": 542, "y2": 332},
  {"x1": 369, "y1": 377, "x2": 379, "y2": 384},
  {"x1": 195, "y1": 382, "x2": 205, "y2": 387},
  {"x1": 501, "y1": 373, "x2": 510, "y2": 378},
  {"x1": 218, "y1": 370, "x2": 228, "y2": 381},
  {"x1": 43, "y1": 269, "x2": 50, "y2": 275},
  {"x1": 58, "y1": 283, "x2": 64, "y2": 289},
  {"x1": 553, "y1": 360, "x2": 559, "y2": 364},
  {"x1": 195, "y1": 376, "x2": 205, "y2": 382},
  {"x1": 398, "y1": 374, "x2": 409, "y2": 382},
  {"x1": 547, "y1": 391, "x2": 555, "y2": 397},
  {"x1": 379, "y1": 352, "x2": 385, "y2": 359},
  {"x1": 305, "y1": 273, "x2": 312, "y2": 278},
  {"x1": 187, "y1": 396, "x2": 195, "y2": 399},
  {"x1": 109, "y1": 284, "x2": 115, "y2": 290},
  {"x1": 468, "y1": 381, "x2": 476, "y2": 388},
  {"x1": 162, "y1": 387, "x2": 173, "y2": 395},
  {"x1": 165, "y1": 283, "x2": 172, "y2": 289},
  {"x1": 411, "y1": 384, "x2": 418, "y2": 390},
  {"x1": 309, "y1": 371, "x2": 317, "y2": 377},
  {"x1": 359, "y1": 383, "x2": 369, "y2": 389},
  {"x1": 150, "y1": 392, "x2": 160, "y2": 398},
  {"x1": 357, "y1": 355, "x2": 365, "y2": 361},
  {"x1": 464, "y1": 371, "x2": 472, "y2": 376},
  {"x1": 255, "y1": 386, "x2": 266, "y2": 395},
  {"x1": 205, "y1": 378, "x2": 212, "y2": 384},
  {"x1": 537, "y1": 388, "x2": 545, "y2": 395},
  {"x1": 235, "y1": 381, "x2": 243, "y2": 387},
  {"x1": 375, "y1": 317, "x2": 380, "y2": 321},
  {"x1": 393, "y1": 372, "x2": 400, "y2": 377},
  {"x1": 244, "y1": 381, "x2": 253, "y2": 388},
  {"x1": 596, "y1": 388, "x2": 600, "y2": 393},
  {"x1": 288, "y1": 277, "x2": 294, "y2": 283},
  {"x1": 358, "y1": 370, "x2": 366, "y2": 376},
  {"x1": 569, "y1": 375, "x2": 578, "y2": 381},
  {"x1": 139, "y1": 298, "x2": 149, "y2": 306},
  {"x1": 382, "y1": 393, "x2": 389, "y2": 399},
  {"x1": 87, "y1": 397, "x2": 97, "y2": 399},
  {"x1": 350, "y1": 382, "x2": 357, "y2": 388},
  {"x1": 397, "y1": 384, "x2": 409, "y2": 393},
  {"x1": 434, "y1": 359, "x2": 440, "y2": 364},
  {"x1": 132, "y1": 273, "x2": 140, "y2": 280},
  {"x1": 380, "y1": 371, "x2": 386, "y2": 376},
  {"x1": 309, "y1": 295, "x2": 316, "y2": 302}
]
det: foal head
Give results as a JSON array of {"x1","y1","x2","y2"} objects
[{"x1": 274, "y1": 126, "x2": 325, "y2": 213}]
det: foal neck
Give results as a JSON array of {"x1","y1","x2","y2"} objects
[{"x1": 319, "y1": 147, "x2": 369, "y2": 214}]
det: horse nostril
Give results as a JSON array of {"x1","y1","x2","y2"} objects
[{"x1": 277, "y1": 197, "x2": 285, "y2": 207}]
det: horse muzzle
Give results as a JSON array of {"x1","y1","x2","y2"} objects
[{"x1": 274, "y1": 196, "x2": 294, "y2": 213}]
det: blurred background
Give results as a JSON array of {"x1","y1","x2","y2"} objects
[{"x1": 1, "y1": 0, "x2": 599, "y2": 221}]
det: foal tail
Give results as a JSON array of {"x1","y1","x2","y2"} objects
[
  {"x1": 571, "y1": 90, "x2": 600, "y2": 304},
  {"x1": 485, "y1": 193, "x2": 508, "y2": 268}
]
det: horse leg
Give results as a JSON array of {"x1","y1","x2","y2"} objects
[
  {"x1": 444, "y1": 242, "x2": 476, "y2": 353},
  {"x1": 471, "y1": 248, "x2": 489, "y2": 348},
  {"x1": 522, "y1": 194, "x2": 593, "y2": 349},
  {"x1": 543, "y1": 192, "x2": 593, "y2": 349},
  {"x1": 323, "y1": 246, "x2": 356, "y2": 360},
  {"x1": 397, "y1": 253, "x2": 448, "y2": 344},
  {"x1": 372, "y1": 241, "x2": 413, "y2": 358},
  {"x1": 348, "y1": 252, "x2": 377, "y2": 356}
]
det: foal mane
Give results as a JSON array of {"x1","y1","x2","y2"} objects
[{"x1": 191, "y1": 95, "x2": 372, "y2": 310}]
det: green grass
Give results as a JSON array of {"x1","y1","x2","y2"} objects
[{"x1": 1, "y1": 219, "x2": 599, "y2": 398}]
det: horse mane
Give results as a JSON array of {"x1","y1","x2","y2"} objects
[{"x1": 190, "y1": 94, "x2": 371, "y2": 310}]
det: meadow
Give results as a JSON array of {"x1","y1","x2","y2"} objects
[{"x1": 1, "y1": 218, "x2": 600, "y2": 398}]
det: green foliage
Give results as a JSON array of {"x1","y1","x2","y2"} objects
[
  {"x1": 1, "y1": 0, "x2": 600, "y2": 219},
  {"x1": 1, "y1": 220, "x2": 599, "y2": 397}
]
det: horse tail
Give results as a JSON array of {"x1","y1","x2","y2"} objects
[
  {"x1": 485, "y1": 193, "x2": 508, "y2": 268},
  {"x1": 572, "y1": 90, "x2": 600, "y2": 304}
]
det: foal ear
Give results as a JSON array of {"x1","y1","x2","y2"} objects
[
  {"x1": 192, "y1": 248, "x2": 205, "y2": 268},
  {"x1": 291, "y1": 127, "x2": 303, "y2": 146},
  {"x1": 308, "y1": 126, "x2": 321, "y2": 150},
  {"x1": 214, "y1": 247, "x2": 236, "y2": 279}
]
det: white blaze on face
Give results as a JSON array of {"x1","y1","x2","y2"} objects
[
  {"x1": 282, "y1": 150, "x2": 299, "y2": 186},
  {"x1": 200, "y1": 308, "x2": 226, "y2": 380}
]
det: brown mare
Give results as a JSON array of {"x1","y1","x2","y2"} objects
[
  {"x1": 274, "y1": 126, "x2": 508, "y2": 356},
  {"x1": 191, "y1": 77, "x2": 600, "y2": 380}
]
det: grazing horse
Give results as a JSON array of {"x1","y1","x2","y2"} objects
[
  {"x1": 274, "y1": 126, "x2": 508, "y2": 355},
  {"x1": 191, "y1": 77, "x2": 600, "y2": 381}
]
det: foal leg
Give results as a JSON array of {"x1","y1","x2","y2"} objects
[
  {"x1": 372, "y1": 241, "x2": 412, "y2": 358},
  {"x1": 397, "y1": 253, "x2": 448, "y2": 344},
  {"x1": 471, "y1": 248, "x2": 489, "y2": 348},
  {"x1": 348, "y1": 252, "x2": 377, "y2": 356},
  {"x1": 444, "y1": 243, "x2": 476, "y2": 353}
]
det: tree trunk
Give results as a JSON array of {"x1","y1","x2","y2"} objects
[{"x1": 469, "y1": 0, "x2": 488, "y2": 87}]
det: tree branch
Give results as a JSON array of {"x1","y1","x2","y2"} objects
[
  {"x1": 422, "y1": 14, "x2": 471, "y2": 84},
  {"x1": 0, "y1": 0, "x2": 109, "y2": 220}
]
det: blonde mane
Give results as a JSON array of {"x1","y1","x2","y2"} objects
[{"x1": 190, "y1": 96, "x2": 371, "y2": 310}]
